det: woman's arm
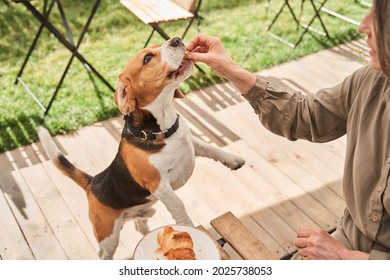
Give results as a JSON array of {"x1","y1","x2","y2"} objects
[{"x1": 187, "y1": 34, "x2": 362, "y2": 142}]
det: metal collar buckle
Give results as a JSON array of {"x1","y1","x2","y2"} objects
[
  {"x1": 141, "y1": 130, "x2": 148, "y2": 140},
  {"x1": 140, "y1": 130, "x2": 168, "y2": 141}
]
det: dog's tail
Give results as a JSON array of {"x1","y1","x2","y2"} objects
[{"x1": 38, "y1": 126, "x2": 92, "y2": 191}]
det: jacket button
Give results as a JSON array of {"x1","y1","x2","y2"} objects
[
  {"x1": 372, "y1": 214, "x2": 378, "y2": 222},
  {"x1": 378, "y1": 185, "x2": 382, "y2": 192}
]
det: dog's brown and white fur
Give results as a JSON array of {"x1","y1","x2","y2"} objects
[{"x1": 38, "y1": 37, "x2": 245, "y2": 259}]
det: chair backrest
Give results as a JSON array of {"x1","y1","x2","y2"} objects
[{"x1": 171, "y1": 0, "x2": 198, "y2": 14}]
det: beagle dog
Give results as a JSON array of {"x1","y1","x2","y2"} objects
[{"x1": 38, "y1": 37, "x2": 245, "y2": 259}]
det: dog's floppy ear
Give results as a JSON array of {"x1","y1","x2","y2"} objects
[
  {"x1": 114, "y1": 80, "x2": 136, "y2": 115},
  {"x1": 174, "y1": 88, "x2": 184, "y2": 99}
]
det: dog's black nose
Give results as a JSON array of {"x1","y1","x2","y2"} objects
[{"x1": 170, "y1": 37, "x2": 182, "y2": 47}]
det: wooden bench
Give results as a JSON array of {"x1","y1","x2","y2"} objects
[{"x1": 120, "y1": 0, "x2": 202, "y2": 47}]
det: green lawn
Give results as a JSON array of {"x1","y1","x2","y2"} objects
[{"x1": 0, "y1": 0, "x2": 369, "y2": 153}]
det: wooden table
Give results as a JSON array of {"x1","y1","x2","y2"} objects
[{"x1": 200, "y1": 211, "x2": 279, "y2": 260}]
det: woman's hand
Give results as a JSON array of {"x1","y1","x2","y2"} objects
[
  {"x1": 186, "y1": 34, "x2": 257, "y2": 94},
  {"x1": 294, "y1": 228, "x2": 369, "y2": 260},
  {"x1": 186, "y1": 34, "x2": 233, "y2": 77}
]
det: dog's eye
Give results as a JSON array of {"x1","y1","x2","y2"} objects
[{"x1": 143, "y1": 53, "x2": 154, "y2": 64}]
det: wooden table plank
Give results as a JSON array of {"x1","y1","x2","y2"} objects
[{"x1": 211, "y1": 212, "x2": 278, "y2": 260}]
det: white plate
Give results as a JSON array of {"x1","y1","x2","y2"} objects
[{"x1": 133, "y1": 225, "x2": 221, "y2": 260}]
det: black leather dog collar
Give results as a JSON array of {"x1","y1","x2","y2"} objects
[{"x1": 126, "y1": 115, "x2": 180, "y2": 141}]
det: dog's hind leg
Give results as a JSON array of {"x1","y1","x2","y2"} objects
[
  {"x1": 192, "y1": 136, "x2": 245, "y2": 170},
  {"x1": 88, "y1": 194, "x2": 123, "y2": 260},
  {"x1": 95, "y1": 216, "x2": 122, "y2": 260}
]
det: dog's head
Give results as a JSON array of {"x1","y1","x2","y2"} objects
[{"x1": 114, "y1": 37, "x2": 193, "y2": 115}]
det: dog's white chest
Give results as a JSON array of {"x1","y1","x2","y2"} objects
[{"x1": 149, "y1": 119, "x2": 195, "y2": 190}]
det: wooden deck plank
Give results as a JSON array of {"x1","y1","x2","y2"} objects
[
  {"x1": 186, "y1": 141, "x2": 324, "y2": 255},
  {"x1": 250, "y1": 208, "x2": 297, "y2": 254},
  {"x1": 35, "y1": 146, "x2": 99, "y2": 250},
  {"x1": 0, "y1": 151, "x2": 67, "y2": 259},
  {"x1": 175, "y1": 183, "x2": 220, "y2": 227},
  {"x1": 40, "y1": 131, "x2": 104, "y2": 249},
  {"x1": 0, "y1": 180, "x2": 34, "y2": 259},
  {"x1": 184, "y1": 157, "x2": 258, "y2": 217},
  {"x1": 228, "y1": 103, "x2": 345, "y2": 197},
  {"x1": 259, "y1": 42, "x2": 366, "y2": 94},
  {"x1": 320, "y1": 138, "x2": 346, "y2": 159},
  {"x1": 225, "y1": 124, "x2": 338, "y2": 208},
  {"x1": 240, "y1": 215, "x2": 287, "y2": 259},
  {"x1": 17, "y1": 146, "x2": 98, "y2": 259},
  {"x1": 217, "y1": 143, "x2": 331, "y2": 230},
  {"x1": 225, "y1": 105, "x2": 346, "y2": 217}
]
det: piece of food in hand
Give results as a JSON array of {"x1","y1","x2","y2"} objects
[
  {"x1": 157, "y1": 226, "x2": 196, "y2": 260},
  {"x1": 184, "y1": 51, "x2": 192, "y2": 61}
]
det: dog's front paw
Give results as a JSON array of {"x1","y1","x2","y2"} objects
[{"x1": 224, "y1": 154, "x2": 245, "y2": 170}]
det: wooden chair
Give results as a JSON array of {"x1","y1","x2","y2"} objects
[{"x1": 120, "y1": 0, "x2": 202, "y2": 47}]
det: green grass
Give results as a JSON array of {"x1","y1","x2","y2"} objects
[{"x1": 0, "y1": 0, "x2": 369, "y2": 153}]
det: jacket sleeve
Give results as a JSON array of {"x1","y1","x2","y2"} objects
[
  {"x1": 369, "y1": 243, "x2": 390, "y2": 260},
  {"x1": 242, "y1": 66, "x2": 367, "y2": 143}
]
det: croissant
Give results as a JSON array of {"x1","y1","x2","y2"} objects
[{"x1": 157, "y1": 226, "x2": 196, "y2": 260}]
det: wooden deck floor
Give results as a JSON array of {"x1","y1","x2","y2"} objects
[{"x1": 0, "y1": 39, "x2": 369, "y2": 260}]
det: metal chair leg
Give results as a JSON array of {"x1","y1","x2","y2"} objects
[
  {"x1": 15, "y1": 0, "x2": 56, "y2": 84},
  {"x1": 43, "y1": 55, "x2": 75, "y2": 117},
  {"x1": 144, "y1": 29, "x2": 156, "y2": 48},
  {"x1": 17, "y1": 0, "x2": 114, "y2": 117},
  {"x1": 267, "y1": 0, "x2": 330, "y2": 49}
]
